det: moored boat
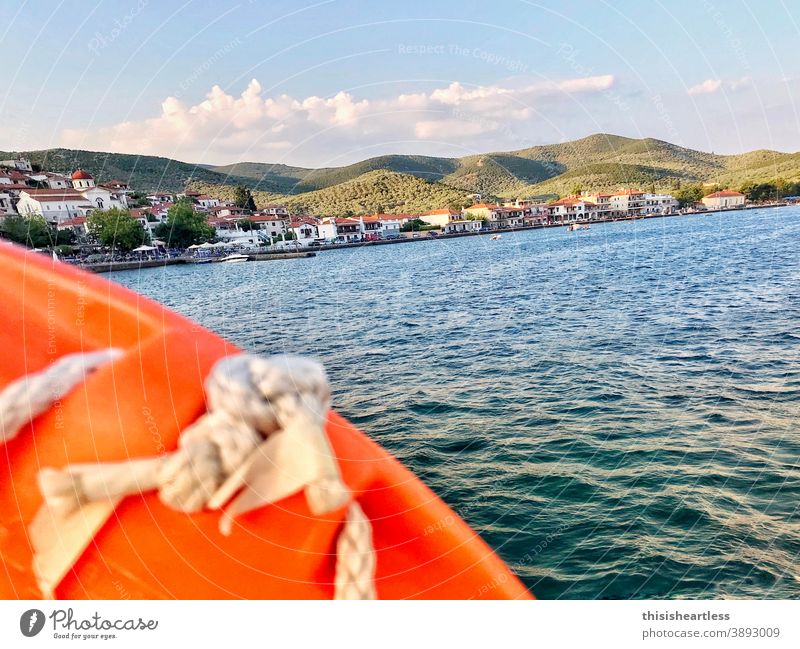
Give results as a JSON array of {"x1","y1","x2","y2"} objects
[{"x1": 221, "y1": 253, "x2": 249, "y2": 263}]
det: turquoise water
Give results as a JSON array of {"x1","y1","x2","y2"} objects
[{"x1": 110, "y1": 208, "x2": 800, "y2": 599}]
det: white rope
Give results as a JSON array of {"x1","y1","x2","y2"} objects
[
  {"x1": 0, "y1": 351, "x2": 377, "y2": 599},
  {"x1": 0, "y1": 349, "x2": 123, "y2": 442}
]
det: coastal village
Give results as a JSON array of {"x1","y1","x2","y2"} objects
[{"x1": 0, "y1": 156, "x2": 774, "y2": 258}]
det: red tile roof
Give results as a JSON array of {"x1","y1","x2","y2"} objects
[
  {"x1": 704, "y1": 190, "x2": 744, "y2": 198},
  {"x1": 59, "y1": 217, "x2": 87, "y2": 226},
  {"x1": 21, "y1": 188, "x2": 86, "y2": 200},
  {"x1": 422, "y1": 208, "x2": 460, "y2": 216},
  {"x1": 249, "y1": 215, "x2": 285, "y2": 223}
]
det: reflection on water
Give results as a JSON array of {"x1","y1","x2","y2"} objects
[{"x1": 111, "y1": 208, "x2": 800, "y2": 598}]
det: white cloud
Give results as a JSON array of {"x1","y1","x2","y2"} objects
[
  {"x1": 687, "y1": 76, "x2": 755, "y2": 96},
  {"x1": 59, "y1": 74, "x2": 617, "y2": 166},
  {"x1": 688, "y1": 79, "x2": 723, "y2": 95}
]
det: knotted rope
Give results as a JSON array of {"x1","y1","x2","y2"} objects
[
  {"x1": 0, "y1": 352, "x2": 376, "y2": 600},
  {"x1": 0, "y1": 349, "x2": 123, "y2": 443}
]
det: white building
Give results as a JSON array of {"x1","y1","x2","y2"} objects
[
  {"x1": 0, "y1": 158, "x2": 33, "y2": 172},
  {"x1": 147, "y1": 192, "x2": 174, "y2": 204},
  {"x1": 443, "y1": 220, "x2": 483, "y2": 234},
  {"x1": 360, "y1": 214, "x2": 408, "y2": 239},
  {"x1": 69, "y1": 170, "x2": 128, "y2": 211},
  {"x1": 208, "y1": 205, "x2": 251, "y2": 219},
  {"x1": 289, "y1": 217, "x2": 320, "y2": 245},
  {"x1": 249, "y1": 215, "x2": 287, "y2": 239},
  {"x1": 702, "y1": 190, "x2": 745, "y2": 209},
  {"x1": 609, "y1": 190, "x2": 646, "y2": 217},
  {"x1": 461, "y1": 203, "x2": 525, "y2": 229},
  {"x1": 418, "y1": 209, "x2": 460, "y2": 228},
  {"x1": 376, "y1": 215, "x2": 404, "y2": 238},
  {"x1": 29, "y1": 172, "x2": 72, "y2": 190},
  {"x1": 641, "y1": 193, "x2": 679, "y2": 214},
  {"x1": 57, "y1": 216, "x2": 89, "y2": 238},
  {"x1": 548, "y1": 197, "x2": 591, "y2": 222},
  {"x1": 15, "y1": 189, "x2": 93, "y2": 224},
  {"x1": 197, "y1": 195, "x2": 220, "y2": 209},
  {"x1": 317, "y1": 217, "x2": 362, "y2": 242},
  {"x1": 0, "y1": 191, "x2": 15, "y2": 215},
  {"x1": 260, "y1": 204, "x2": 289, "y2": 217}
]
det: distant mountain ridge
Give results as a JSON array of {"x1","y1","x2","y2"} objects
[{"x1": 4, "y1": 133, "x2": 799, "y2": 216}]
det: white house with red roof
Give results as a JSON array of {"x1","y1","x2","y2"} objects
[
  {"x1": 462, "y1": 203, "x2": 525, "y2": 229},
  {"x1": 249, "y1": 214, "x2": 287, "y2": 238},
  {"x1": 418, "y1": 208, "x2": 460, "y2": 228},
  {"x1": 701, "y1": 190, "x2": 745, "y2": 209},
  {"x1": 360, "y1": 214, "x2": 409, "y2": 239},
  {"x1": 548, "y1": 197, "x2": 592, "y2": 222},
  {"x1": 56, "y1": 216, "x2": 89, "y2": 237},
  {"x1": 317, "y1": 217, "x2": 362, "y2": 242},
  {"x1": 15, "y1": 188, "x2": 94, "y2": 224},
  {"x1": 608, "y1": 189, "x2": 646, "y2": 217},
  {"x1": 288, "y1": 217, "x2": 320, "y2": 244},
  {"x1": 68, "y1": 170, "x2": 129, "y2": 211}
]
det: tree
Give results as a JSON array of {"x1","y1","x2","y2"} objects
[
  {"x1": 672, "y1": 184, "x2": 704, "y2": 208},
  {"x1": 0, "y1": 214, "x2": 56, "y2": 248},
  {"x1": 56, "y1": 228, "x2": 76, "y2": 246},
  {"x1": 232, "y1": 186, "x2": 257, "y2": 211},
  {"x1": 400, "y1": 218, "x2": 427, "y2": 232},
  {"x1": 238, "y1": 218, "x2": 256, "y2": 231},
  {"x1": 87, "y1": 208, "x2": 149, "y2": 252},
  {"x1": 154, "y1": 198, "x2": 215, "y2": 249}
]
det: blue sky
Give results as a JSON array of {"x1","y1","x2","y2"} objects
[{"x1": 2, "y1": 0, "x2": 798, "y2": 166}]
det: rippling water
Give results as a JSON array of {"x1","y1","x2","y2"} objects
[{"x1": 111, "y1": 208, "x2": 800, "y2": 599}]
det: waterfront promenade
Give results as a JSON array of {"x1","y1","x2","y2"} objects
[
  {"x1": 79, "y1": 202, "x2": 791, "y2": 272},
  {"x1": 81, "y1": 249, "x2": 315, "y2": 273}
]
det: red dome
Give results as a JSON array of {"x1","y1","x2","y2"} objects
[{"x1": 71, "y1": 169, "x2": 93, "y2": 180}]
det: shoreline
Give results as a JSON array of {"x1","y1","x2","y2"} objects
[
  {"x1": 79, "y1": 249, "x2": 316, "y2": 273},
  {"x1": 74, "y1": 202, "x2": 793, "y2": 272},
  {"x1": 310, "y1": 201, "x2": 794, "y2": 251}
]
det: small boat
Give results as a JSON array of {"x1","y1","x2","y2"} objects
[
  {"x1": 191, "y1": 257, "x2": 213, "y2": 264},
  {"x1": 221, "y1": 253, "x2": 249, "y2": 263},
  {"x1": 568, "y1": 223, "x2": 590, "y2": 232},
  {"x1": 490, "y1": 234, "x2": 502, "y2": 240}
]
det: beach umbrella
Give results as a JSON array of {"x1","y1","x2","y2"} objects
[{"x1": 132, "y1": 245, "x2": 157, "y2": 252}]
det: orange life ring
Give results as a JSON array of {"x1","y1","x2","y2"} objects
[{"x1": 0, "y1": 243, "x2": 531, "y2": 600}]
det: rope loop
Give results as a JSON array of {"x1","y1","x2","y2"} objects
[{"x1": 0, "y1": 350, "x2": 376, "y2": 599}]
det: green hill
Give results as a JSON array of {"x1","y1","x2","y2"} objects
[
  {"x1": 191, "y1": 169, "x2": 472, "y2": 216},
  {"x1": 0, "y1": 148, "x2": 271, "y2": 192},
  {"x1": 207, "y1": 155, "x2": 460, "y2": 194},
  {"x1": 6, "y1": 134, "x2": 800, "y2": 214}
]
